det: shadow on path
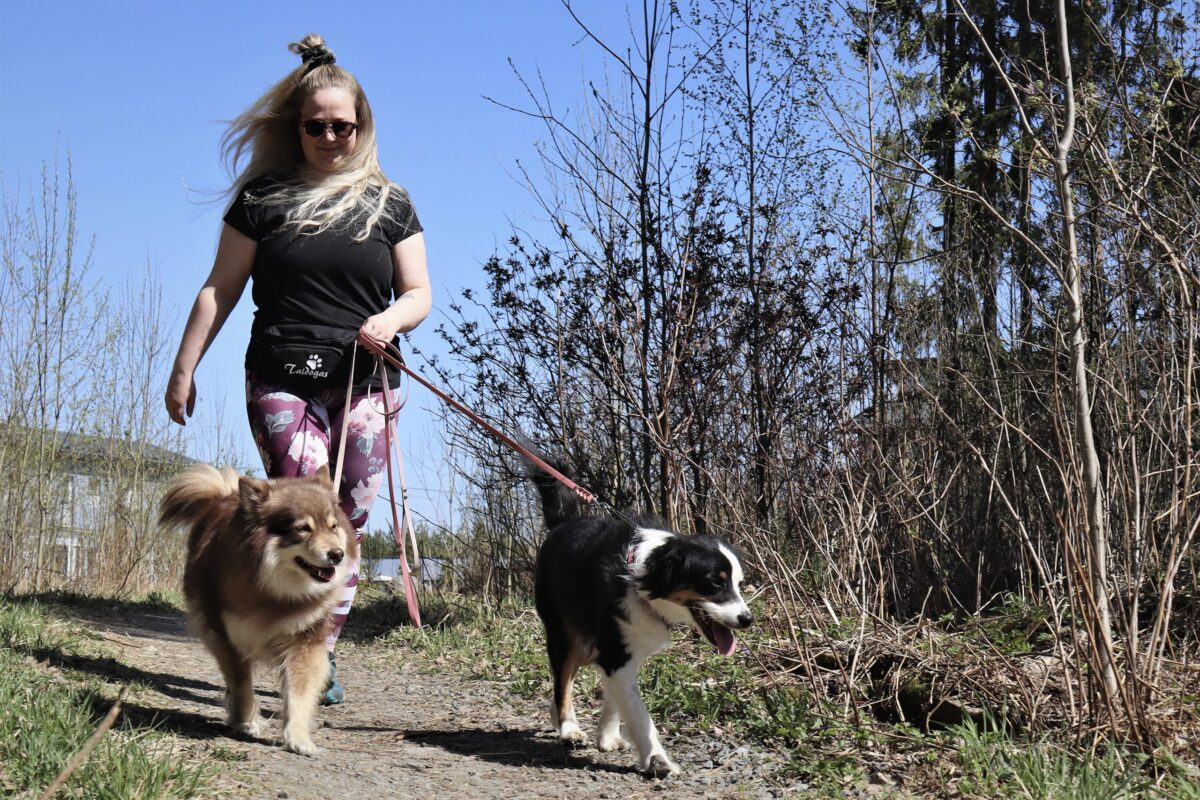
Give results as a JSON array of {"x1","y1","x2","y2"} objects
[
  {"x1": 404, "y1": 727, "x2": 635, "y2": 775},
  {"x1": 87, "y1": 693, "x2": 228, "y2": 742},
  {"x1": 21, "y1": 647, "x2": 225, "y2": 708}
]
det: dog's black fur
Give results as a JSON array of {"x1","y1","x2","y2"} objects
[{"x1": 527, "y1": 457, "x2": 753, "y2": 777}]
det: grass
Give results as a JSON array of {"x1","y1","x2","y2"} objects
[
  {"x1": 338, "y1": 582, "x2": 499, "y2": 644},
  {"x1": 366, "y1": 590, "x2": 866, "y2": 788},
  {"x1": 363, "y1": 588, "x2": 822, "y2": 736},
  {"x1": 6, "y1": 588, "x2": 185, "y2": 615},
  {"x1": 0, "y1": 597, "x2": 209, "y2": 799},
  {"x1": 367, "y1": 590, "x2": 550, "y2": 696},
  {"x1": 951, "y1": 716, "x2": 1200, "y2": 799},
  {"x1": 943, "y1": 593, "x2": 1055, "y2": 657},
  {"x1": 359, "y1": 590, "x2": 1200, "y2": 799}
]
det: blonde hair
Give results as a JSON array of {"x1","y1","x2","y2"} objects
[{"x1": 221, "y1": 34, "x2": 398, "y2": 241}]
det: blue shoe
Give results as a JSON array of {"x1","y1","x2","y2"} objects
[{"x1": 320, "y1": 651, "x2": 344, "y2": 706}]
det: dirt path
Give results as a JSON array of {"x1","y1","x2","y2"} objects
[{"x1": 69, "y1": 607, "x2": 796, "y2": 799}]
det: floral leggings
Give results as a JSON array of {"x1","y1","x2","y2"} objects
[{"x1": 245, "y1": 372, "x2": 393, "y2": 651}]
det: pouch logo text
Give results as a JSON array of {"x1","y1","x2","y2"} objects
[{"x1": 284, "y1": 354, "x2": 329, "y2": 380}]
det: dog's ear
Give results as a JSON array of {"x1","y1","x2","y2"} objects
[
  {"x1": 313, "y1": 464, "x2": 332, "y2": 487},
  {"x1": 641, "y1": 542, "x2": 686, "y2": 599},
  {"x1": 238, "y1": 476, "x2": 271, "y2": 512}
]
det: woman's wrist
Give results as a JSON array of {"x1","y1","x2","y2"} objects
[
  {"x1": 384, "y1": 295, "x2": 420, "y2": 334},
  {"x1": 169, "y1": 355, "x2": 198, "y2": 383}
]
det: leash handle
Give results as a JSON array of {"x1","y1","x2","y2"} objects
[
  {"x1": 379, "y1": 365, "x2": 422, "y2": 627},
  {"x1": 356, "y1": 332, "x2": 597, "y2": 505}
]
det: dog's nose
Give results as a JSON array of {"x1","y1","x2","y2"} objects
[
  {"x1": 327, "y1": 548, "x2": 344, "y2": 565},
  {"x1": 737, "y1": 610, "x2": 754, "y2": 628}
]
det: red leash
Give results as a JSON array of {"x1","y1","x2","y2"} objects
[
  {"x1": 344, "y1": 332, "x2": 603, "y2": 629},
  {"x1": 355, "y1": 332, "x2": 596, "y2": 505},
  {"x1": 377, "y1": 365, "x2": 422, "y2": 628},
  {"x1": 332, "y1": 331, "x2": 601, "y2": 630},
  {"x1": 333, "y1": 340, "x2": 422, "y2": 628}
]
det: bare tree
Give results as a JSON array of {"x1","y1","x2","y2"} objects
[{"x1": 1, "y1": 163, "x2": 193, "y2": 594}]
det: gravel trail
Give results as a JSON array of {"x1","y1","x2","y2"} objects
[{"x1": 72, "y1": 607, "x2": 796, "y2": 799}]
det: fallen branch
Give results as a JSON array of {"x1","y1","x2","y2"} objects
[{"x1": 38, "y1": 685, "x2": 129, "y2": 800}]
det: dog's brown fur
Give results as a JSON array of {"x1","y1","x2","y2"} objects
[{"x1": 160, "y1": 463, "x2": 356, "y2": 755}]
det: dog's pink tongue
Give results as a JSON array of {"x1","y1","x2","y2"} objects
[{"x1": 713, "y1": 624, "x2": 737, "y2": 656}]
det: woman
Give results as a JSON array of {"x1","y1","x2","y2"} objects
[{"x1": 165, "y1": 33, "x2": 431, "y2": 705}]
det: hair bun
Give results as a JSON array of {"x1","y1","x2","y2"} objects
[
  {"x1": 289, "y1": 35, "x2": 336, "y2": 69},
  {"x1": 302, "y1": 47, "x2": 336, "y2": 67}
]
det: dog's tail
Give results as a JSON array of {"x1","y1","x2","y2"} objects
[
  {"x1": 159, "y1": 463, "x2": 240, "y2": 530},
  {"x1": 520, "y1": 443, "x2": 584, "y2": 530}
]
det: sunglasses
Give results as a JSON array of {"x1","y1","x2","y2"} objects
[{"x1": 299, "y1": 119, "x2": 359, "y2": 139}]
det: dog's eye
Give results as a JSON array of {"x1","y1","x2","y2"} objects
[{"x1": 293, "y1": 522, "x2": 313, "y2": 534}]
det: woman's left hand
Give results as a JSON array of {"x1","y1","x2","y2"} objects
[{"x1": 360, "y1": 311, "x2": 401, "y2": 343}]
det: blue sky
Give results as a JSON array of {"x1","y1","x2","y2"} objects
[{"x1": 0, "y1": 0, "x2": 630, "y2": 527}]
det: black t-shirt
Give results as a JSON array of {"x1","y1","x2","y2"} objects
[{"x1": 224, "y1": 175, "x2": 423, "y2": 391}]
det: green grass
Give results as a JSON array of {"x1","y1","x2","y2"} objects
[
  {"x1": 372, "y1": 592, "x2": 864, "y2": 787},
  {"x1": 368, "y1": 590, "x2": 825, "y2": 739},
  {"x1": 367, "y1": 592, "x2": 1200, "y2": 798},
  {"x1": 0, "y1": 598, "x2": 209, "y2": 799},
  {"x1": 949, "y1": 594, "x2": 1055, "y2": 657},
  {"x1": 951, "y1": 717, "x2": 1200, "y2": 799},
  {"x1": 6, "y1": 588, "x2": 185, "y2": 616},
  {"x1": 338, "y1": 583, "x2": 503, "y2": 644},
  {"x1": 374, "y1": 593, "x2": 550, "y2": 696},
  {"x1": 377, "y1": 595, "x2": 753, "y2": 714}
]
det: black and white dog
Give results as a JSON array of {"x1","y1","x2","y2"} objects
[{"x1": 527, "y1": 459, "x2": 754, "y2": 777}]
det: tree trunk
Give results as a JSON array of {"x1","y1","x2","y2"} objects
[{"x1": 1052, "y1": 0, "x2": 1120, "y2": 704}]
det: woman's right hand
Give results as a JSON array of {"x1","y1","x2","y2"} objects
[
  {"x1": 165, "y1": 371, "x2": 196, "y2": 425},
  {"x1": 164, "y1": 224, "x2": 257, "y2": 427}
]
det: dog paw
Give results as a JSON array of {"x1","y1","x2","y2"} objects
[
  {"x1": 560, "y1": 728, "x2": 590, "y2": 749},
  {"x1": 597, "y1": 734, "x2": 628, "y2": 752},
  {"x1": 642, "y1": 753, "x2": 681, "y2": 778},
  {"x1": 231, "y1": 719, "x2": 262, "y2": 738},
  {"x1": 282, "y1": 735, "x2": 319, "y2": 756}
]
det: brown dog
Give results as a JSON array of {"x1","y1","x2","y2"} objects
[{"x1": 160, "y1": 463, "x2": 356, "y2": 755}]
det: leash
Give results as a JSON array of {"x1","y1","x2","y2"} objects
[
  {"x1": 331, "y1": 326, "x2": 600, "y2": 633},
  {"x1": 333, "y1": 341, "x2": 422, "y2": 628},
  {"x1": 354, "y1": 332, "x2": 597, "y2": 505},
  {"x1": 337, "y1": 340, "x2": 753, "y2": 660},
  {"x1": 377, "y1": 364, "x2": 422, "y2": 627},
  {"x1": 336, "y1": 331, "x2": 627, "y2": 630}
]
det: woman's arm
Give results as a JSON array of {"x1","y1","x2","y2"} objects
[
  {"x1": 360, "y1": 232, "x2": 432, "y2": 341},
  {"x1": 164, "y1": 224, "x2": 257, "y2": 425}
]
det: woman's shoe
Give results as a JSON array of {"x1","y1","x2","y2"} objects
[{"x1": 320, "y1": 651, "x2": 344, "y2": 706}]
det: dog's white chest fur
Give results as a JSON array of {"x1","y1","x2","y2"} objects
[
  {"x1": 619, "y1": 590, "x2": 675, "y2": 659},
  {"x1": 223, "y1": 608, "x2": 326, "y2": 661}
]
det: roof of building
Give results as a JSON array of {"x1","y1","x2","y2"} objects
[{"x1": 0, "y1": 424, "x2": 193, "y2": 479}]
